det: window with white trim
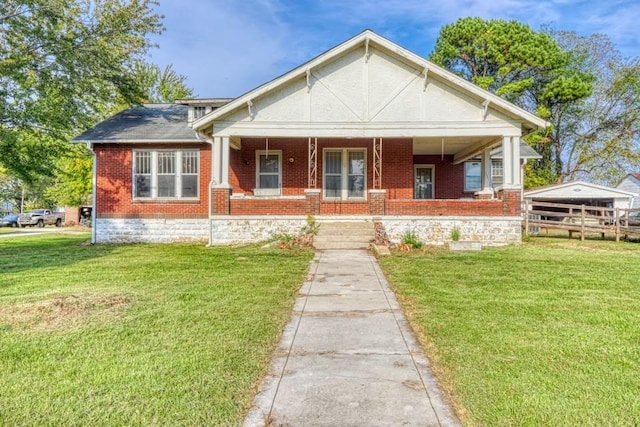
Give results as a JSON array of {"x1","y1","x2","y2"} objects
[
  {"x1": 133, "y1": 150, "x2": 199, "y2": 199},
  {"x1": 491, "y1": 160, "x2": 504, "y2": 187},
  {"x1": 255, "y1": 150, "x2": 281, "y2": 195},
  {"x1": 193, "y1": 106, "x2": 207, "y2": 119},
  {"x1": 323, "y1": 149, "x2": 366, "y2": 200},
  {"x1": 464, "y1": 160, "x2": 504, "y2": 192}
]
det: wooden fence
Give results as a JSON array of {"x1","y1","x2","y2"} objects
[{"x1": 523, "y1": 201, "x2": 640, "y2": 242}]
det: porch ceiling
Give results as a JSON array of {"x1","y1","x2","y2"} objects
[{"x1": 412, "y1": 136, "x2": 500, "y2": 156}]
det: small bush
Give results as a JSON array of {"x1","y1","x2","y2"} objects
[
  {"x1": 451, "y1": 226, "x2": 461, "y2": 241},
  {"x1": 400, "y1": 230, "x2": 423, "y2": 249}
]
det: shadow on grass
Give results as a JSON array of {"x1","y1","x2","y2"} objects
[{"x1": 0, "y1": 234, "x2": 115, "y2": 279}]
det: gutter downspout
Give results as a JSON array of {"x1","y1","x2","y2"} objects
[
  {"x1": 195, "y1": 130, "x2": 214, "y2": 246},
  {"x1": 86, "y1": 142, "x2": 97, "y2": 245}
]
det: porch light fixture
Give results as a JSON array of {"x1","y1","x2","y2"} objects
[
  {"x1": 244, "y1": 159, "x2": 250, "y2": 165},
  {"x1": 288, "y1": 157, "x2": 295, "y2": 163}
]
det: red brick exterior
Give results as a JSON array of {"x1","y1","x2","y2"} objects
[
  {"x1": 95, "y1": 144, "x2": 210, "y2": 218},
  {"x1": 230, "y1": 198, "x2": 306, "y2": 215},
  {"x1": 369, "y1": 190, "x2": 386, "y2": 215},
  {"x1": 211, "y1": 188, "x2": 231, "y2": 215},
  {"x1": 386, "y1": 199, "x2": 503, "y2": 216},
  {"x1": 94, "y1": 138, "x2": 523, "y2": 218},
  {"x1": 305, "y1": 190, "x2": 321, "y2": 215},
  {"x1": 499, "y1": 189, "x2": 522, "y2": 216},
  {"x1": 230, "y1": 138, "x2": 308, "y2": 196}
]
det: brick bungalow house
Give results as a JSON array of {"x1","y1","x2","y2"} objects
[{"x1": 73, "y1": 30, "x2": 547, "y2": 245}]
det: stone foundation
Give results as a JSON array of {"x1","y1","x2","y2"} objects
[
  {"x1": 94, "y1": 215, "x2": 521, "y2": 246},
  {"x1": 95, "y1": 218, "x2": 209, "y2": 243},
  {"x1": 210, "y1": 216, "x2": 308, "y2": 245},
  {"x1": 380, "y1": 216, "x2": 522, "y2": 246}
]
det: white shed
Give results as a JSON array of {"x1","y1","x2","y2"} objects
[{"x1": 524, "y1": 181, "x2": 635, "y2": 210}]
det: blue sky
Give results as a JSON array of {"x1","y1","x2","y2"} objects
[{"x1": 147, "y1": 0, "x2": 640, "y2": 98}]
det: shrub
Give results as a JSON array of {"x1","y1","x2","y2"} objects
[
  {"x1": 451, "y1": 226, "x2": 461, "y2": 241},
  {"x1": 400, "y1": 230, "x2": 423, "y2": 249}
]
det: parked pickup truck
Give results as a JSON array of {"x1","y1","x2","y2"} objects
[{"x1": 18, "y1": 209, "x2": 65, "y2": 227}]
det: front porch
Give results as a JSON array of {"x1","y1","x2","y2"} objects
[
  {"x1": 209, "y1": 136, "x2": 523, "y2": 218},
  {"x1": 204, "y1": 135, "x2": 524, "y2": 246}
]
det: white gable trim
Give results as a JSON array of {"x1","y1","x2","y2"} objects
[{"x1": 193, "y1": 30, "x2": 548, "y2": 133}]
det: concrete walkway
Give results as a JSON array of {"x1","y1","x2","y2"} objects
[{"x1": 244, "y1": 249, "x2": 461, "y2": 427}]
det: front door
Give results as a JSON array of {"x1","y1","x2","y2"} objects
[{"x1": 414, "y1": 165, "x2": 434, "y2": 199}]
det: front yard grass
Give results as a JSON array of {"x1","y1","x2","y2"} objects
[
  {"x1": 0, "y1": 234, "x2": 313, "y2": 426},
  {"x1": 379, "y1": 237, "x2": 640, "y2": 426}
]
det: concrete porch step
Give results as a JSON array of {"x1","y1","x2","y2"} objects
[
  {"x1": 314, "y1": 234, "x2": 374, "y2": 242},
  {"x1": 313, "y1": 221, "x2": 375, "y2": 250}
]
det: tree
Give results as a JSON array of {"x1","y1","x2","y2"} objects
[
  {"x1": 46, "y1": 145, "x2": 93, "y2": 207},
  {"x1": 545, "y1": 31, "x2": 640, "y2": 185},
  {"x1": 430, "y1": 17, "x2": 594, "y2": 185},
  {"x1": 0, "y1": 0, "x2": 164, "y2": 183},
  {"x1": 0, "y1": 167, "x2": 57, "y2": 212},
  {"x1": 133, "y1": 62, "x2": 194, "y2": 103}
]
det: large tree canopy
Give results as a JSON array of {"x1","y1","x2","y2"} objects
[
  {"x1": 430, "y1": 17, "x2": 612, "y2": 186},
  {"x1": 546, "y1": 30, "x2": 640, "y2": 185},
  {"x1": 133, "y1": 62, "x2": 194, "y2": 103},
  {"x1": 430, "y1": 17, "x2": 592, "y2": 109},
  {"x1": 0, "y1": 0, "x2": 164, "y2": 182}
]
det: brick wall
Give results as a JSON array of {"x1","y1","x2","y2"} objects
[
  {"x1": 230, "y1": 198, "x2": 306, "y2": 215},
  {"x1": 230, "y1": 138, "x2": 308, "y2": 196},
  {"x1": 382, "y1": 138, "x2": 413, "y2": 199},
  {"x1": 385, "y1": 199, "x2": 503, "y2": 216},
  {"x1": 212, "y1": 188, "x2": 230, "y2": 215},
  {"x1": 319, "y1": 201, "x2": 370, "y2": 215},
  {"x1": 95, "y1": 139, "x2": 515, "y2": 218},
  {"x1": 95, "y1": 144, "x2": 210, "y2": 217},
  {"x1": 412, "y1": 155, "x2": 467, "y2": 199},
  {"x1": 369, "y1": 190, "x2": 386, "y2": 215},
  {"x1": 500, "y1": 189, "x2": 522, "y2": 216}
]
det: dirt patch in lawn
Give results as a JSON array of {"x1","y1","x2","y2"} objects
[{"x1": 0, "y1": 294, "x2": 132, "y2": 331}]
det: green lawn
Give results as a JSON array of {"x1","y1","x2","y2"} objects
[
  {"x1": 0, "y1": 234, "x2": 313, "y2": 426},
  {"x1": 379, "y1": 237, "x2": 640, "y2": 427}
]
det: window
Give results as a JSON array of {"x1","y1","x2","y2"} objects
[
  {"x1": 134, "y1": 151, "x2": 152, "y2": 198},
  {"x1": 255, "y1": 150, "x2": 281, "y2": 195},
  {"x1": 491, "y1": 160, "x2": 504, "y2": 187},
  {"x1": 193, "y1": 106, "x2": 207, "y2": 119},
  {"x1": 464, "y1": 161, "x2": 482, "y2": 192},
  {"x1": 133, "y1": 150, "x2": 199, "y2": 199},
  {"x1": 464, "y1": 160, "x2": 504, "y2": 192},
  {"x1": 323, "y1": 149, "x2": 366, "y2": 200}
]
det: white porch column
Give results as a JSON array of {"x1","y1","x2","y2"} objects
[
  {"x1": 501, "y1": 136, "x2": 513, "y2": 186},
  {"x1": 511, "y1": 136, "x2": 521, "y2": 186},
  {"x1": 481, "y1": 147, "x2": 493, "y2": 190},
  {"x1": 221, "y1": 136, "x2": 230, "y2": 187},
  {"x1": 212, "y1": 136, "x2": 222, "y2": 186}
]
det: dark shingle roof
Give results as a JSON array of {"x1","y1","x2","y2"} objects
[{"x1": 72, "y1": 104, "x2": 199, "y2": 143}]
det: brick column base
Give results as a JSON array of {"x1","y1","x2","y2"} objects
[
  {"x1": 304, "y1": 189, "x2": 321, "y2": 216},
  {"x1": 211, "y1": 188, "x2": 231, "y2": 215},
  {"x1": 369, "y1": 189, "x2": 386, "y2": 216},
  {"x1": 498, "y1": 188, "x2": 521, "y2": 216}
]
